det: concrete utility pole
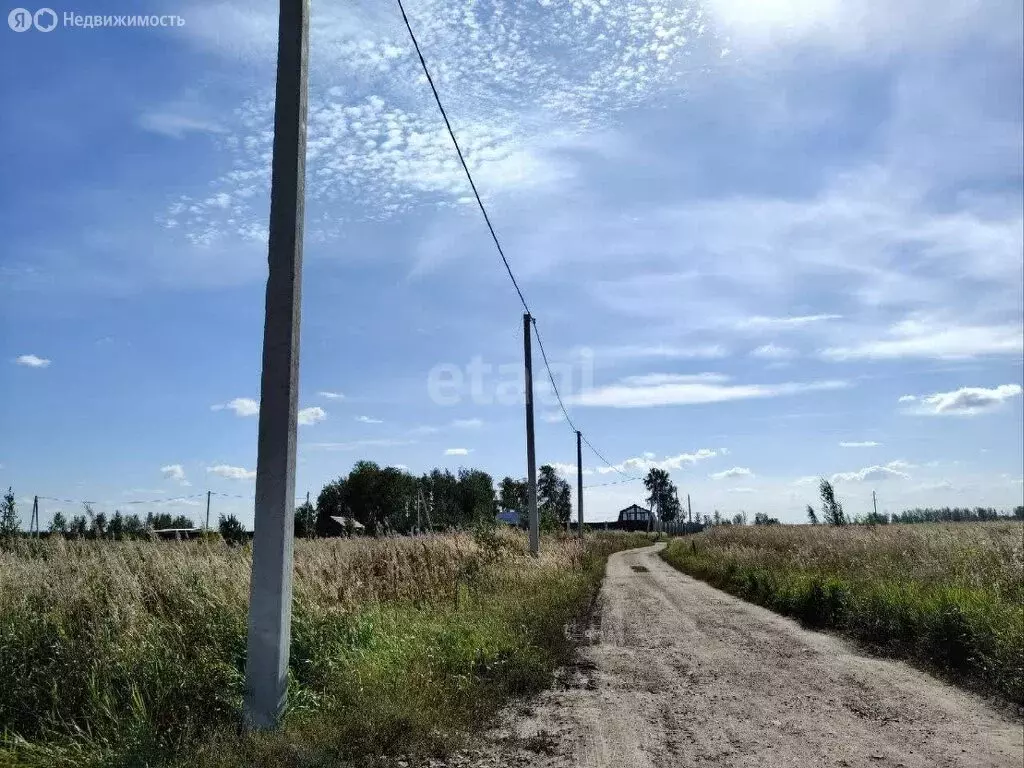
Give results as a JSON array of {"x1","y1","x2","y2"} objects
[
  {"x1": 576, "y1": 430, "x2": 584, "y2": 538},
  {"x1": 524, "y1": 313, "x2": 539, "y2": 556},
  {"x1": 244, "y1": 0, "x2": 310, "y2": 732},
  {"x1": 205, "y1": 490, "x2": 212, "y2": 531},
  {"x1": 31, "y1": 495, "x2": 39, "y2": 537},
  {"x1": 687, "y1": 493, "x2": 692, "y2": 524},
  {"x1": 872, "y1": 490, "x2": 878, "y2": 518}
]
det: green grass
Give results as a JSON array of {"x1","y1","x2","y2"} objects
[
  {"x1": 661, "y1": 522, "x2": 1024, "y2": 707},
  {"x1": 0, "y1": 530, "x2": 651, "y2": 767}
]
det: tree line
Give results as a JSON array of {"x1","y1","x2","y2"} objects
[{"x1": 296, "y1": 460, "x2": 574, "y2": 538}]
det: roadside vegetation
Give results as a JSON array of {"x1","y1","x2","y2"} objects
[
  {"x1": 0, "y1": 528, "x2": 651, "y2": 767},
  {"x1": 661, "y1": 520, "x2": 1024, "y2": 707}
]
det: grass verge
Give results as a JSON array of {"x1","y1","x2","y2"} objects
[
  {"x1": 660, "y1": 523, "x2": 1024, "y2": 708},
  {"x1": 1, "y1": 530, "x2": 651, "y2": 767}
]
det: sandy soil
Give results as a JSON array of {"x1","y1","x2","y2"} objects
[{"x1": 450, "y1": 543, "x2": 1023, "y2": 768}]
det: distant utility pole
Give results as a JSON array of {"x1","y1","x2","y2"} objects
[
  {"x1": 872, "y1": 490, "x2": 878, "y2": 518},
  {"x1": 205, "y1": 490, "x2": 212, "y2": 531},
  {"x1": 576, "y1": 430, "x2": 584, "y2": 539},
  {"x1": 687, "y1": 493, "x2": 692, "y2": 524},
  {"x1": 524, "y1": 313, "x2": 539, "y2": 556},
  {"x1": 244, "y1": 0, "x2": 310, "y2": 732},
  {"x1": 31, "y1": 495, "x2": 39, "y2": 537}
]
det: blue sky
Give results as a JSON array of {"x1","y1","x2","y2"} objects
[{"x1": 2, "y1": 0, "x2": 1022, "y2": 526}]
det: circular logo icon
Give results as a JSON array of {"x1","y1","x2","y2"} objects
[
  {"x1": 34, "y1": 8, "x2": 58, "y2": 32},
  {"x1": 8, "y1": 8, "x2": 33, "y2": 31}
]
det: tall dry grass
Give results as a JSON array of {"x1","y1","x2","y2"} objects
[
  {"x1": 662, "y1": 522, "x2": 1024, "y2": 707},
  {"x1": 0, "y1": 530, "x2": 649, "y2": 767}
]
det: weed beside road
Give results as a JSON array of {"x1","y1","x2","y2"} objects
[
  {"x1": 0, "y1": 530, "x2": 651, "y2": 767},
  {"x1": 661, "y1": 522, "x2": 1024, "y2": 707}
]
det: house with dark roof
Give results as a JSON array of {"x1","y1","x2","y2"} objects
[{"x1": 617, "y1": 504, "x2": 654, "y2": 531}]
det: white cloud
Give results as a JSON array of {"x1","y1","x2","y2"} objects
[
  {"x1": 161, "y1": 464, "x2": 191, "y2": 486},
  {"x1": 710, "y1": 467, "x2": 754, "y2": 480},
  {"x1": 453, "y1": 418, "x2": 483, "y2": 428},
  {"x1": 727, "y1": 487, "x2": 756, "y2": 494},
  {"x1": 822, "y1": 318, "x2": 1023, "y2": 361},
  {"x1": 750, "y1": 343, "x2": 797, "y2": 360},
  {"x1": 832, "y1": 460, "x2": 910, "y2": 483},
  {"x1": 598, "y1": 344, "x2": 729, "y2": 360},
  {"x1": 318, "y1": 391, "x2": 345, "y2": 400},
  {"x1": 738, "y1": 315, "x2": 841, "y2": 331},
  {"x1": 593, "y1": 448, "x2": 720, "y2": 475},
  {"x1": 207, "y1": 465, "x2": 256, "y2": 480},
  {"x1": 444, "y1": 448, "x2": 471, "y2": 456},
  {"x1": 298, "y1": 407, "x2": 327, "y2": 426},
  {"x1": 572, "y1": 374, "x2": 848, "y2": 408},
  {"x1": 839, "y1": 441, "x2": 881, "y2": 448},
  {"x1": 138, "y1": 112, "x2": 226, "y2": 139},
  {"x1": 211, "y1": 397, "x2": 259, "y2": 417},
  {"x1": 792, "y1": 476, "x2": 818, "y2": 486},
  {"x1": 355, "y1": 415, "x2": 383, "y2": 424},
  {"x1": 903, "y1": 384, "x2": 1023, "y2": 416},
  {"x1": 14, "y1": 354, "x2": 51, "y2": 368}
]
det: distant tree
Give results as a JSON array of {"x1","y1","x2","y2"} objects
[
  {"x1": 644, "y1": 468, "x2": 681, "y2": 521},
  {"x1": 819, "y1": 478, "x2": 846, "y2": 526},
  {"x1": 498, "y1": 476, "x2": 528, "y2": 528},
  {"x1": 69, "y1": 515, "x2": 88, "y2": 539},
  {"x1": 315, "y1": 477, "x2": 347, "y2": 537},
  {"x1": 806, "y1": 505, "x2": 819, "y2": 525},
  {"x1": 92, "y1": 512, "x2": 108, "y2": 539},
  {"x1": 754, "y1": 512, "x2": 781, "y2": 525},
  {"x1": 170, "y1": 515, "x2": 194, "y2": 529},
  {"x1": 218, "y1": 514, "x2": 247, "y2": 545},
  {"x1": 123, "y1": 513, "x2": 145, "y2": 539},
  {"x1": 713, "y1": 510, "x2": 722, "y2": 525},
  {"x1": 456, "y1": 468, "x2": 498, "y2": 526},
  {"x1": 732, "y1": 513, "x2": 743, "y2": 525},
  {"x1": 1015, "y1": 506, "x2": 1024, "y2": 520},
  {"x1": 108, "y1": 511, "x2": 125, "y2": 540},
  {"x1": 538, "y1": 464, "x2": 571, "y2": 530},
  {"x1": 1, "y1": 488, "x2": 20, "y2": 538},
  {"x1": 49, "y1": 511, "x2": 68, "y2": 535},
  {"x1": 294, "y1": 500, "x2": 316, "y2": 539}
]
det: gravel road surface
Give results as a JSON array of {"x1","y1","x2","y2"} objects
[{"x1": 458, "y1": 543, "x2": 1023, "y2": 768}]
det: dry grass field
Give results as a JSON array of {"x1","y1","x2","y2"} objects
[
  {"x1": 0, "y1": 529, "x2": 651, "y2": 767},
  {"x1": 662, "y1": 522, "x2": 1024, "y2": 707}
]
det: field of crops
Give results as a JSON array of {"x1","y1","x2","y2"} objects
[
  {"x1": 0, "y1": 529, "x2": 651, "y2": 767},
  {"x1": 661, "y1": 522, "x2": 1024, "y2": 707}
]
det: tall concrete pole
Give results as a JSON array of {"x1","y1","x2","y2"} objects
[
  {"x1": 576, "y1": 430, "x2": 584, "y2": 539},
  {"x1": 524, "y1": 313, "x2": 539, "y2": 556},
  {"x1": 872, "y1": 490, "x2": 878, "y2": 518},
  {"x1": 687, "y1": 493, "x2": 692, "y2": 524},
  {"x1": 244, "y1": 0, "x2": 309, "y2": 731},
  {"x1": 205, "y1": 490, "x2": 212, "y2": 531}
]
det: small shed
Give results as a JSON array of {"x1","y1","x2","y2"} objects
[{"x1": 329, "y1": 516, "x2": 366, "y2": 534}]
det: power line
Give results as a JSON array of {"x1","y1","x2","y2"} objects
[
  {"x1": 394, "y1": 0, "x2": 529, "y2": 314},
  {"x1": 396, "y1": 0, "x2": 639, "y2": 485}
]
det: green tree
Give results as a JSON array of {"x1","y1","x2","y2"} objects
[
  {"x1": 123, "y1": 513, "x2": 145, "y2": 538},
  {"x1": 644, "y1": 468, "x2": 681, "y2": 521},
  {"x1": 315, "y1": 477, "x2": 347, "y2": 536},
  {"x1": 1, "y1": 488, "x2": 20, "y2": 538},
  {"x1": 806, "y1": 505, "x2": 819, "y2": 525},
  {"x1": 819, "y1": 478, "x2": 846, "y2": 526},
  {"x1": 498, "y1": 476, "x2": 527, "y2": 528},
  {"x1": 49, "y1": 511, "x2": 68, "y2": 535},
  {"x1": 218, "y1": 514, "x2": 247, "y2": 545},
  {"x1": 294, "y1": 500, "x2": 316, "y2": 539},
  {"x1": 455, "y1": 468, "x2": 497, "y2": 526},
  {"x1": 69, "y1": 515, "x2": 88, "y2": 538},
  {"x1": 92, "y1": 512, "x2": 108, "y2": 539},
  {"x1": 109, "y1": 511, "x2": 125, "y2": 540},
  {"x1": 754, "y1": 512, "x2": 781, "y2": 525},
  {"x1": 538, "y1": 465, "x2": 571, "y2": 530}
]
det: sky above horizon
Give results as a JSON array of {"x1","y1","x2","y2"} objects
[{"x1": 2, "y1": 0, "x2": 1022, "y2": 527}]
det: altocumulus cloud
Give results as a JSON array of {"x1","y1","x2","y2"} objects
[
  {"x1": 160, "y1": 464, "x2": 190, "y2": 486},
  {"x1": 832, "y1": 461, "x2": 911, "y2": 484}
]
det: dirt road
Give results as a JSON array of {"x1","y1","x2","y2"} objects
[{"x1": 473, "y1": 544, "x2": 1023, "y2": 768}]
